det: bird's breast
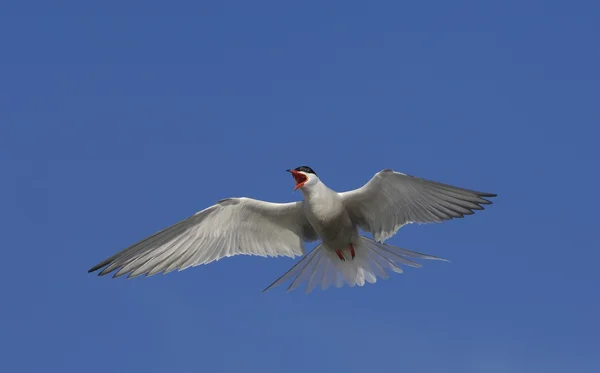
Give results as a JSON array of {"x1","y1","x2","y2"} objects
[{"x1": 304, "y1": 197, "x2": 356, "y2": 248}]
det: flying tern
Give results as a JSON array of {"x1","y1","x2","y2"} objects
[{"x1": 88, "y1": 166, "x2": 496, "y2": 293}]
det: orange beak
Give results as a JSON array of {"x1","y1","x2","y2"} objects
[{"x1": 287, "y1": 169, "x2": 308, "y2": 191}]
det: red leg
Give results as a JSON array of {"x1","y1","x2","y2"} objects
[
  {"x1": 335, "y1": 249, "x2": 345, "y2": 261},
  {"x1": 350, "y1": 243, "x2": 355, "y2": 260}
]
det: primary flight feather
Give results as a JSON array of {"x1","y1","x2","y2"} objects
[{"x1": 89, "y1": 167, "x2": 496, "y2": 293}]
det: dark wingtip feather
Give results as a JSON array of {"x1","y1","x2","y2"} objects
[
  {"x1": 480, "y1": 192, "x2": 498, "y2": 198},
  {"x1": 88, "y1": 262, "x2": 106, "y2": 274},
  {"x1": 479, "y1": 194, "x2": 497, "y2": 204}
]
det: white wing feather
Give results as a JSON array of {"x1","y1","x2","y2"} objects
[
  {"x1": 89, "y1": 197, "x2": 318, "y2": 278},
  {"x1": 340, "y1": 169, "x2": 497, "y2": 242}
]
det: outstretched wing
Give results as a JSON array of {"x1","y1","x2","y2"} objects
[
  {"x1": 88, "y1": 197, "x2": 318, "y2": 278},
  {"x1": 340, "y1": 169, "x2": 496, "y2": 242}
]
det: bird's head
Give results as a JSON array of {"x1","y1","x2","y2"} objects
[{"x1": 287, "y1": 166, "x2": 318, "y2": 192}]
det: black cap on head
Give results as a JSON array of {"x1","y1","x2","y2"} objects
[{"x1": 294, "y1": 166, "x2": 317, "y2": 175}]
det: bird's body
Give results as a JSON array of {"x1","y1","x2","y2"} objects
[
  {"x1": 89, "y1": 166, "x2": 497, "y2": 293},
  {"x1": 301, "y1": 180, "x2": 357, "y2": 256}
]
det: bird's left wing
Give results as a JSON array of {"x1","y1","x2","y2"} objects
[
  {"x1": 88, "y1": 197, "x2": 318, "y2": 278},
  {"x1": 339, "y1": 169, "x2": 496, "y2": 242}
]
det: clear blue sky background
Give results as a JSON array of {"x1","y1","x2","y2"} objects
[{"x1": 1, "y1": 1, "x2": 598, "y2": 372}]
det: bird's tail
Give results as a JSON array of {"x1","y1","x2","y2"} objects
[{"x1": 262, "y1": 236, "x2": 448, "y2": 294}]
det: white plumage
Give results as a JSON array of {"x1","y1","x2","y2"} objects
[
  {"x1": 89, "y1": 167, "x2": 496, "y2": 293},
  {"x1": 89, "y1": 198, "x2": 318, "y2": 278},
  {"x1": 341, "y1": 170, "x2": 496, "y2": 242}
]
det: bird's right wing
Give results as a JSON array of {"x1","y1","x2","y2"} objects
[{"x1": 88, "y1": 197, "x2": 318, "y2": 278}]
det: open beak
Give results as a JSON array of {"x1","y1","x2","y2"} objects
[{"x1": 287, "y1": 169, "x2": 308, "y2": 192}]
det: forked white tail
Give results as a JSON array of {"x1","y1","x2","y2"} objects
[{"x1": 263, "y1": 236, "x2": 448, "y2": 293}]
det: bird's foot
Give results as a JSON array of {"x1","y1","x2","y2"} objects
[
  {"x1": 350, "y1": 244, "x2": 355, "y2": 260},
  {"x1": 335, "y1": 249, "x2": 345, "y2": 261}
]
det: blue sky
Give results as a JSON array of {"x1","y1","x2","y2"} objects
[{"x1": 1, "y1": 1, "x2": 599, "y2": 372}]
